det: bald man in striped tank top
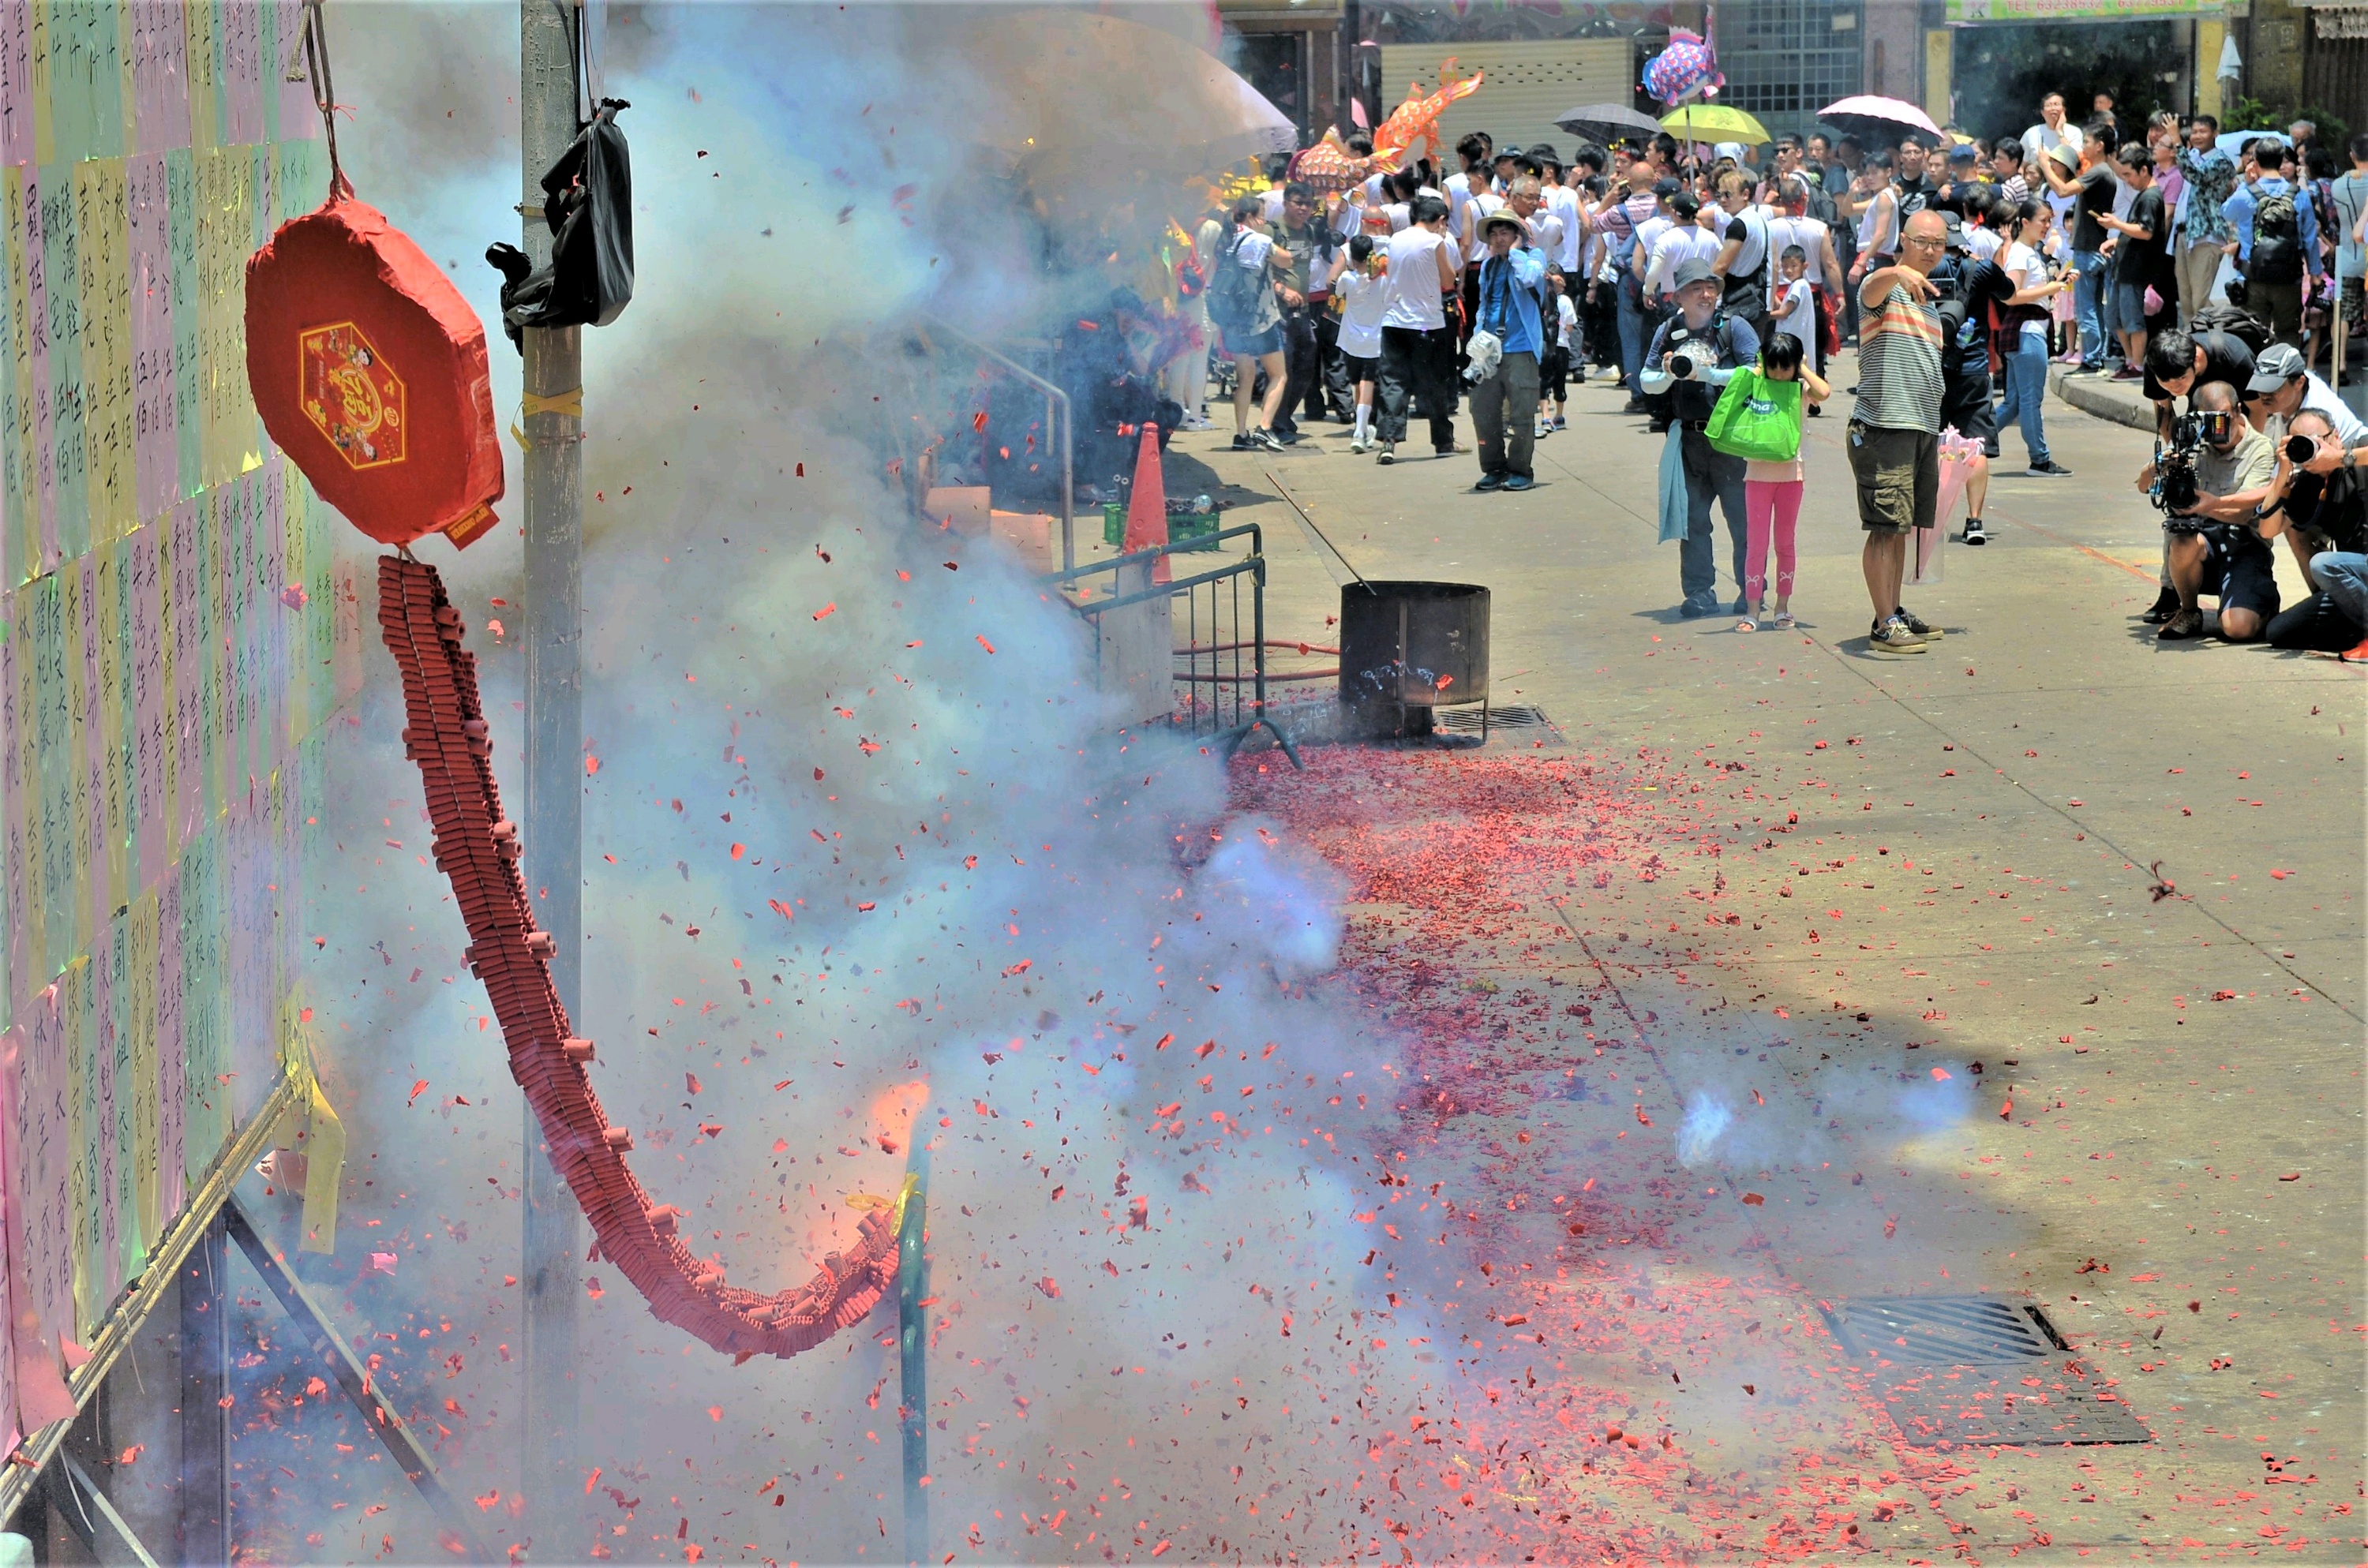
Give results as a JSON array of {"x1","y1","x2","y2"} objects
[{"x1": 1849, "y1": 209, "x2": 1950, "y2": 656}]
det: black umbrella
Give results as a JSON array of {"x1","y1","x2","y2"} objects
[{"x1": 1553, "y1": 102, "x2": 1661, "y2": 146}]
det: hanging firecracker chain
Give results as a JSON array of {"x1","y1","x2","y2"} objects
[{"x1": 376, "y1": 554, "x2": 904, "y2": 1356}]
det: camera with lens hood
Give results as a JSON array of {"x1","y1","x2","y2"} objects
[{"x1": 2152, "y1": 410, "x2": 2230, "y2": 527}]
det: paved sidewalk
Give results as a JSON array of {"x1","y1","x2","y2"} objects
[{"x1": 1170, "y1": 348, "x2": 2365, "y2": 1559}]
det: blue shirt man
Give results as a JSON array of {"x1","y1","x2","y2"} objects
[
  {"x1": 2224, "y1": 170, "x2": 2322, "y2": 277},
  {"x1": 1467, "y1": 210, "x2": 1552, "y2": 492}
]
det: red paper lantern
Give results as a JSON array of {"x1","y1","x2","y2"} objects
[{"x1": 245, "y1": 189, "x2": 504, "y2": 549}]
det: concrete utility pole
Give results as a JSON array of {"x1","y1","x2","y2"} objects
[{"x1": 519, "y1": 0, "x2": 585, "y2": 1551}]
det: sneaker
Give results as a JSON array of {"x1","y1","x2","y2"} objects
[
  {"x1": 1501, "y1": 473, "x2": 1534, "y2": 492},
  {"x1": 1435, "y1": 443, "x2": 1468, "y2": 458},
  {"x1": 1771, "y1": 610, "x2": 1796, "y2": 631},
  {"x1": 1230, "y1": 432, "x2": 1253, "y2": 450},
  {"x1": 1894, "y1": 606, "x2": 1942, "y2": 639},
  {"x1": 1349, "y1": 434, "x2": 1371, "y2": 455},
  {"x1": 1474, "y1": 472, "x2": 1504, "y2": 493},
  {"x1": 1180, "y1": 411, "x2": 1213, "y2": 431},
  {"x1": 1735, "y1": 616, "x2": 1759, "y2": 634},
  {"x1": 1272, "y1": 427, "x2": 1304, "y2": 446},
  {"x1": 1552, "y1": 416, "x2": 1568, "y2": 431},
  {"x1": 2156, "y1": 606, "x2": 2206, "y2": 640},
  {"x1": 1534, "y1": 418, "x2": 1553, "y2": 439},
  {"x1": 1621, "y1": 398, "x2": 1649, "y2": 415},
  {"x1": 2139, "y1": 584, "x2": 2180, "y2": 623},
  {"x1": 1806, "y1": 403, "x2": 1823, "y2": 417},
  {"x1": 2025, "y1": 459, "x2": 2074, "y2": 477},
  {"x1": 2110, "y1": 365, "x2": 2145, "y2": 382},
  {"x1": 1376, "y1": 443, "x2": 1396, "y2": 465},
  {"x1": 2340, "y1": 638, "x2": 2368, "y2": 662},
  {"x1": 1961, "y1": 518, "x2": 1988, "y2": 546},
  {"x1": 1248, "y1": 426, "x2": 1286, "y2": 453},
  {"x1": 1868, "y1": 616, "x2": 1928, "y2": 655}
]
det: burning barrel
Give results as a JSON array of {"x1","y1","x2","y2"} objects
[{"x1": 1338, "y1": 581, "x2": 1489, "y2": 736}]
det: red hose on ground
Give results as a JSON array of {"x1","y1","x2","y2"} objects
[{"x1": 377, "y1": 556, "x2": 897, "y2": 1359}]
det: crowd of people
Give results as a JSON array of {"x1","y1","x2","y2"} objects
[{"x1": 1164, "y1": 99, "x2": 2368, "y2": 657}]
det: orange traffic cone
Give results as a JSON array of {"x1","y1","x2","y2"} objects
[{"x1": 1121, "y1": 423, "x2": 1171, "y2": 586}]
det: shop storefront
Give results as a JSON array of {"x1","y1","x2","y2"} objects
[{"x1": 1933, "y1": 0, "x2": 2220, "y2": 144}]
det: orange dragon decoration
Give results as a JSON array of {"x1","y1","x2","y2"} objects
[{"x1": 1369, "y1": 60, "x2": 1486, "y2": 174}]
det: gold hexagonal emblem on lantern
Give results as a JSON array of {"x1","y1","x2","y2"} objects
[{"x1": 298, "y1": 320, "x2": 407, "y2": 470}]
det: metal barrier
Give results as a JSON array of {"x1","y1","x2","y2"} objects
[
  {"x1": 1047, "y1": 524, "x2": 1300, "y2": 765},
  {"x1": 924, "y1": 321, "x2": 1077, "y2": 571}
]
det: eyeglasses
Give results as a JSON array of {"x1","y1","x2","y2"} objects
[{"x1": 1902, "y1": 235, "x2": 1946, "y2": 250}]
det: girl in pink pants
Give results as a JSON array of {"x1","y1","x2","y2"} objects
[{"x1": 1738, "y1": 332, "x2": 1829, "y2": 632}]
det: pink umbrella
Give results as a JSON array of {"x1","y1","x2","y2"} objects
[{"x1": 1818, "y1": 95, "x2": 1944, "y2": 144}]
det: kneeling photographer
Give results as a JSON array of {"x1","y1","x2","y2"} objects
[
  {"x1": 1643, "y1": 258, "x2": 1759, "y2": 619},
  {"x1": 2256, "y1": 410, "x2": 2368, "y2": 656},
  {"x1": 2142, "y1": 381, "x2": 2281, "y2": 642}
]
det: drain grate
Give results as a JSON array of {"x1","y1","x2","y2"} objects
[
  {"x1": 1436, "y1": 703, "x2": 1554, "y2": 734},
  {"x1": 1820, "y1": 1296, "x2": 2151, "y2": 1448},
  {"x1": 1823, "y1": 1294, "x2": 2061, "y2": 1365}
]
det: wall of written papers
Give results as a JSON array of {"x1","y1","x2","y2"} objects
[{"x1": 0, "y1": 0, "x2": 367, "y2": 1450}]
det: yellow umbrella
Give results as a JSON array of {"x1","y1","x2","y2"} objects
[{"x1": 1658, "y1": 103, "x2": 1772, "y2": 145}]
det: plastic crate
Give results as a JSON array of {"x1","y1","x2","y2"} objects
[{"x1": 1102, "y1": 503, "x2": 1220, "y2": 552}]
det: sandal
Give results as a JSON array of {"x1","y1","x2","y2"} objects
[
  {"x1": 1735, "y1": 617, "x2": 1758, "y2": 634},
  {"x1": 1771, "y1": 610, "x2": 1795, "y2": 630}
]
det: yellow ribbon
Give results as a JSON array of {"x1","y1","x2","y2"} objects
[{"x1": 510, "y1": 386, "x2": 586, "y2": 447}]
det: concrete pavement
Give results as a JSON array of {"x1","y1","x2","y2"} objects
[{"x1": 1163, "y1": 352, "x2": 2364, "y2": 1559}]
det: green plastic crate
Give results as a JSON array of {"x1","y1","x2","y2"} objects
[{"x1": 1102, "y1": 502, "x2": 1220, "y2": 552}]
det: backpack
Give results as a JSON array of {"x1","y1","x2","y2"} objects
[
  {"x1": 2250, "y1": 190, "x2": 2302, "y2": 284},
  {"x1": 1205, "y1": 230, "x2": 1264, "y2": 331},
  {"x1": 2190, "y1": 302, "x2": 2270, "y2": 356}
]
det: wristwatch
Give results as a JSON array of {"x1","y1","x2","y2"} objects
[{"x1": 2345, "y1": 447, "x2": 2359, "y2": 473}]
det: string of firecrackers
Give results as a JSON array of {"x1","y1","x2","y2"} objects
[{"x1": 375, "y1": 555, "x2": 898, "y2": 1359}]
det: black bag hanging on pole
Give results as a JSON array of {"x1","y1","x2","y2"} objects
[{"x1": 486, "y1": 98, "x2": 634, "y2": 349}]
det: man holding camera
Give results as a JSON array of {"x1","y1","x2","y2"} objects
[
  {"x1": 2149, "y1": 381, "x2": 2281, "y2": 641},
  {"x1": 1643, "y1": 258, "x2": 1758, "y2": 618},
  {"x1": 2257, "y1": 409, "x2": 2368, "y2": 654},
  {"x1": 2242, "y1": 342, "x2": 2368, "y2": 450},
  {"x1": 1467, "y1": 209, "x2": 1549, "y2": 492}
]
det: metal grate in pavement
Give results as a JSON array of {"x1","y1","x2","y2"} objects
[
  {"x1": 1820, "y1": 1295, "x2": 2153, "y2": 1448},
  {"x1": 1436, "y1": 703, "x2": 1554, "y2": 734}
]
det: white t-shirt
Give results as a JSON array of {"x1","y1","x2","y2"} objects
[
  {"x1": 1966, "y1": 224, "x2": 2003, "y2": 263},
  {"x1": 1335, "y1": 269, "x2": 1389, "y2": 360},
  {"x1": 1381, "y1": 226, "x2": 1452, "y2": 331},
  {"x1": 1546, "y1": 185, "x2": 1584, "y2": 271},
  {"x1": 1526, "y1": 210, "x2": 1566, "y2": 264},
  {"x1": 1463, "y1": 192, "x2": 1507, "y2": 261},
  {"x1": 1766, "y1": 215, "x2": 1825, "y2": 289},
  {"x1": 1772, "y1": 277, "x2": 1814, "y2": 346},
  {"x1": 2002, "y1": 240, "x2": 2050, "y2": 342},
  {"x1": 1556, "y1": 293, "x2": 1578, "y2": 336},
  {"x1": 2022, "y1": 120, "x2": 2084, "y2": 168},
  {"x1": 1234, "y1": 231, "x2": 1276, "y2": 274},
  {"x1": 1445, "y1": 172, "x2": 1477, "y2": 243},
  {"x1": 1631, "y1": 213, "x2": 1674, "y2": 276},
  {"x1": 1645, "y1": 223, "x2": 1720, "y2": 296}
]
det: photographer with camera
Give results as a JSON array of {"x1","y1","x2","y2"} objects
[
  {"x1": 2256, "y1": 410, "x2": 2368, "y2": 655},
  {"x1": 1643, "y1": 258, "x2": 1759, "y2": 618},
  {"x1": 1466, "y1": 209, "x2": 1549, "y2": 492},
  {"x1": 2145, "y1": 381, "x2": 2282, "y2": 641},
  {"x1": 2242, "y1": 342, "x2": 2368, "y2": 450}
]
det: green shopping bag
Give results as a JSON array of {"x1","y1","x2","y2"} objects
[{"x1": 1705, "y1": 367, "x2": 1802, "y2": 463}]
